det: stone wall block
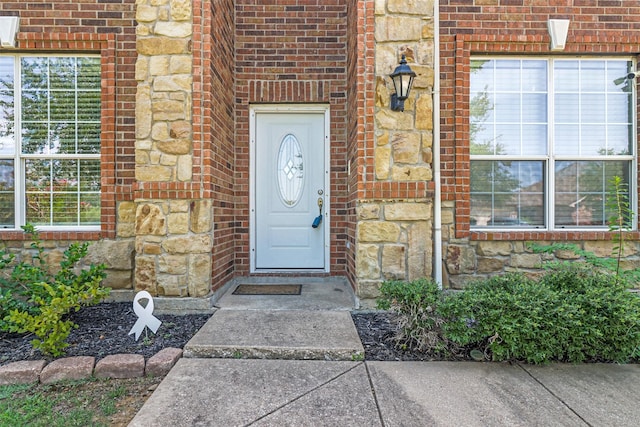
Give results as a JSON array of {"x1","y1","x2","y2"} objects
[
  {"x1": 137, "y1": 37, "x2": 190, "y2": 55},
  {"x1": 358, "y1": 222, "x2": 401, "y2": 242},
  {"x1": 388, "y1": 0, "x2": 434, "y2": 15},
  {"x1": 158, "y1": 254, "x2": 188, "y2": 274},
  {"x1": 188, "y1": 254, "x2": 211, "y2": 297},
  {"x1": 391, "y1": 164, "x2": 432, "y2": 181},
  {"x1": 382, "y1": 244, "x2": 406, "y2": 280},
  {"x1": 358, "y1": 280, "x2": 383, "y2": 300},
  {"x1": 169, "y1": 56, "x2": 192, "y2": 74},
  {"x1": 356, "y1": 244, "x2": 381, "y2": 279},
  {"x1": 135, "y1": 84, "x2": 152, "y2": 139},
  {"x1": 385, "y1": 203, "x2": 431, "y2": 221},
  {"x1": 136, "y1": 5, "x2": 158, "y2": 22},
  {"x1": 170, "y1": 0, "x2": 192, "y2": 21},
  {"x1": 87, "y1": 240, "x2": 135, "y2": 270},
  {"x1": 134, "y1": 255, "x2": 157, "y2": 294},
  {"x1": 478, "y1": 257, "x2": 506, "y2": 273},
  {"x1": 153, "y1": 74, "x2": 192, "y2": 92},
  {"x1": 476, "y1": 241, "x2": 512, "y2": 257},
  {"x1": 415, "y1": 94, "x2": 433, "y2": 130},
  {"x1": 156, "y1": 139, "x2": 191, "y2": 155},
  {"x1": 135, "y1": 56, "x2": 149, "y2": 81},
  {"x1": 136, "y1": 165, "x2": 172, "y2": 182},
  {"x1": 136, "y1": 204, "x2": 166, "y2": 235},
  {"x1": 376, "y1": 109, "x2": 414, "y2": 130},
  {"x1": 154, "y1": 21, "x2": 192, "y2": 38},
  {"x1": 584, "y1": 240, "x2": 637, "y2": 257},
  {"x1": 152, "y1": 99, "x2": 187, "y2": 121},
  {"x1": 408, "y1": 221, "x2": 430, "y2": 280},
  {"x1": 446, "y1": 245, "x2": 476, "y2": 275},
  {"x1": 190, "y1": 200, "x2": 212, "y2": 233},
  {"x1": 391, "y1": 132, "x2": 421, "y2": 163},
  {"x1": 167, "y1": 212, "x2": 189, "y2": 234},
  {"x1": 157, "y1": 274, "x2": 188, "y2": 296},
  {"x1": 357, "y1": 204, "x2": 381, "y2": 220},
  {"x1": 510, "y1": 253, "x2": 542, "y2": 269},
  {"x1": 375, "y1": 16, "x2": 423, "y2": 42},
  {"x1": 177, "y1": 155, "x2": 192, "y2": 181},
  {"x1": 149, "y1": 55, "x2": 170, "y2": 76},
  {"x1": 102, "y1": 270, "x2": 133, "y2": 289},
  {"x1": 375, "y1": 145, "x2": 391, "y2": 179},
  {"x1": 170, "y1": 120, "x2": 191, "y2": 138},
  {"x1": 162, "y1": 234, "x2": 211, "y2": 254}
]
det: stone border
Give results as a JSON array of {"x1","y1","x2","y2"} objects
[{"x1": 0, "y1": 348, "x2": 183, "y2": 386}]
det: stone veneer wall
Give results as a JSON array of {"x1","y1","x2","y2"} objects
[
  {"x1": 355, "y1": 0, "x2": 435, "y2": 304},
  {"x1": 133, "y1": 0, "x2": 213, "y2": 297}
]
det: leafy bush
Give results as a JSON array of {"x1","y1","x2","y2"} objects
[
  {"x1": 0, "y1": 224, "x2": 109, "y2": 356},
  {"x1": 377, "y1": 278, "x2": 460, "y2": 357},
  {"x1": 378, "y1": 268, "x2": 640, "y2": 364},
  {"x1": 439, "y1": 268, "x2": 640, "y2": 364}
]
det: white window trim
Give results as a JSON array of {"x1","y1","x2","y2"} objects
[
  {"x1": 0, "y1": 53, "x2": 102, "y2": 231},
  {"x1": 470, "y1": 56, "x2": 638, "y2": 232}
]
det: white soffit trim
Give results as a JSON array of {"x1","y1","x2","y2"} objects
[{"x1": 0, "y1": 16, "x2": 20, "y2": 48}]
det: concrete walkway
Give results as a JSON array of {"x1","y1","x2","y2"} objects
[{"x1": 130, "y1": 281, "x2": 640, "y2": 426}]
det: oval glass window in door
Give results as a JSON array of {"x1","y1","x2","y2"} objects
[{"x1": 276, "y1": 134, "x2": 304, "y2": 207}]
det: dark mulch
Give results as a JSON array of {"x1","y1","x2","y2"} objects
[
  {"x1": 0, "y1": 302, "x2": 212, "y2": 365},
  {"x1": 1, "y1": 303, "x2": 436, "y2": 365}
]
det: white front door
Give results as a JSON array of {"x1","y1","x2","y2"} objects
[{"x1": 251, "y1": 106, "x2": 329, "y2": 270}]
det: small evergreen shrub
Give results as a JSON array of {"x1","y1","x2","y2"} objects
[
  {"x1": 439, "y1": 268, "x2": 640, "y2": 364},
  {"x1": 377, "y1": 278, "x2": 459, "y2": 357},
  {"x1": 0, "y1": 224, "x2": 110, "y2": 356},
  {"x1": 378, "y1": 268, "x2": 640, "y2": 364}
]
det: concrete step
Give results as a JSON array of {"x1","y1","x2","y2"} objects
[{"x1": 183, "y1": 309, "x2": 364, "y2": 361}]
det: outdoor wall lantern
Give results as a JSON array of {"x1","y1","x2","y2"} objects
[
  {"x1": 389, "y1": 55, "x2": 416, "y2": 112},
  {"x1": 0, "y1": 16, "x2": 20, "y2": 48}
]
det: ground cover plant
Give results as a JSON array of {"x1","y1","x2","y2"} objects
[
  {"x1": 0, "y1": 224, "x2": 109, "y2": 356},
  {"x1": 377, "y1": 267, "x2": 640, "y2": 364}
]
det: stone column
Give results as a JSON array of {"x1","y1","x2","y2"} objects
[
  {"x1": 356, "y1": 0, "x2": 435, "y2": 303},
  {"x1": 133, "y1": 0, "x2": 212, "y2": 297}
]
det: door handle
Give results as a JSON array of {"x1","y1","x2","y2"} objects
[{"x1": 312, "y1": 197, "x2": 323, "y2": 228}]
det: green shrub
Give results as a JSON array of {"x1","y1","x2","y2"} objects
[
  {"x1": 438, "y1": 273, "x2": 565, "y2": 364},
  {"x1": 376, "y1": 278, "x2": 457, "y2": 356},
  {"x1": 0, "y1": 224, "x2": 110, "y2": 356},
  {"x1": 438, "y1": 268, "x2": 640, "y2": 364}
]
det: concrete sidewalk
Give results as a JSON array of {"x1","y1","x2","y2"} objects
[
  {"x1": 129, "y1": 359, "x2": 640, "y2": 426},
  {"x1": 129, "y1": 281, "x2": 640, "y2": 426}
]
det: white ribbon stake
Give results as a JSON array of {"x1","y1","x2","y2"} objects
[{"x1": 128, "y1": 290, "x2": 162, "y2": 341}]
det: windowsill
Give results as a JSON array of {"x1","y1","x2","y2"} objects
[
  {"x1": 469, "y1": 229, "x2": 640, "y2": 241},
  {"x1": 0, "y1": 229, "x2": 102, "y2": 241}
]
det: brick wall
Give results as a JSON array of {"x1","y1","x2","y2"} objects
[
  {"x1": 201, "y1": 0, "x2": 236, "y2": 289},
  {"x1": 234, "y1": 0, "x2": 349, "y2": 275},
  {"x1": 439, "y1": 0, "x2": 640, "y2": 287},
  {"x1": 0, "y1": 0, "x2": 137, "y2": 242}
]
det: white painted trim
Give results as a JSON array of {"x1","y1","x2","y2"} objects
[{"x1": 249, "y1": 104, "x2": 331, "y2": 273}]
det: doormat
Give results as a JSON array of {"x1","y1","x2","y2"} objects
[{"x1": 232, "y1": 284, "x2": 302, "y2": 296}]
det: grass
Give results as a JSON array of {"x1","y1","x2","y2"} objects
[{"x1": 0, "y1": 376, "x2": 162, "y2": 427}]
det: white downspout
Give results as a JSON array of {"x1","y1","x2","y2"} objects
[{"x1": 432, "y1": 0, "x2": 443, "y2": 288}]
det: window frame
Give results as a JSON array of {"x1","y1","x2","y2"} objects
[
  {"x1": 469, "y1": 55, "x2": 638, "y2": 232},
  {"x1": 0, "y1": 53, "x2": 102, "y2": 232}
]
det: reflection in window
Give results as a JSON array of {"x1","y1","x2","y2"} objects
[
  {"x1": 470, "y1": 58, "x2": 635, "y2": 229},
  {"x1": 0, "y1": 55, "x2": 101, "y2": 228}
]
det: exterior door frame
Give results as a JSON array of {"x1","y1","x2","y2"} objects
[{"x1": 249, "y1": 104, "x2": 331, "y2": 273}]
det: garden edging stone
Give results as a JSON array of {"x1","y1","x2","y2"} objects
[{"x1": 0, "y1": 348, "x2": 183, "y2": 386}]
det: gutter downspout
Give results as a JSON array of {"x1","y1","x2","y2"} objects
[{"x1": 433, "y1": 0, "x2": 443, "y2": 288}]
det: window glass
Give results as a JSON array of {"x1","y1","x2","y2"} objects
[
  {"x1": 470, "y1": 57, "x2": 635, "y2": 230},
  {"x1": 0, "y1": 55, "x2": 101, "y2": 229}
]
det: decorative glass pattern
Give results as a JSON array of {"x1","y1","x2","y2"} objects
[{"x1": 277, "y1": 134, "x2": 304, "y2": 207}]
